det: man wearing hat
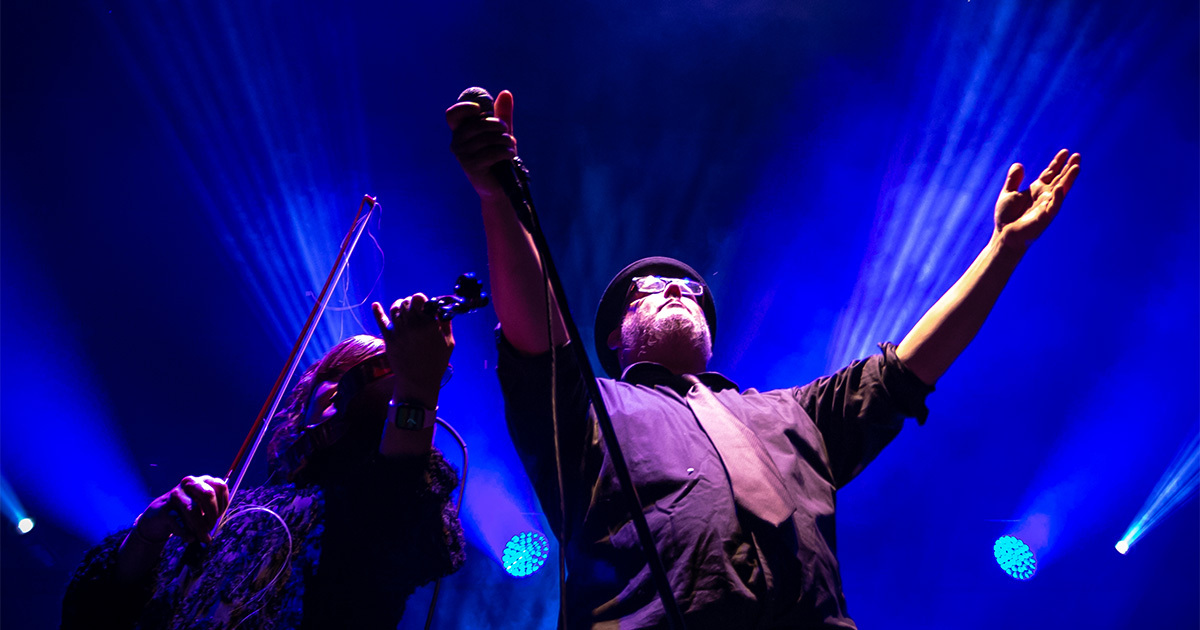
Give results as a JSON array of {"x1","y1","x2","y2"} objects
[{"x1": 447, "y1": 90, "x2": 1079, "y2": 628}]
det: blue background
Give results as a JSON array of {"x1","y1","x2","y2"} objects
[{"x1": 2, "y1": 0, "x2": 1196, "y2": 628}]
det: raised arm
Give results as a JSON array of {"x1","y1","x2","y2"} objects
[
  {"x1": 896, "y1": 149, "x2": 1081, "y2": 385},
  {"x1": 372, "y1": 293, "x2": 454, "y2": 457},
  {"x1": 446, "y1": 89, "x2": 568, "y2": 355}
]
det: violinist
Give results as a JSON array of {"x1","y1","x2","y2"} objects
[{"x1": 61, "y1": 294, "x2": 465, "y2": 630}]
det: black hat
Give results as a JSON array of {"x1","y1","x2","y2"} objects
[{"x1": 594, "y1": 256, "x2": 717, "y2": 378}]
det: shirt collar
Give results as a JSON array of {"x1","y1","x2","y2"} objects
[{"x1": 619, "y1": 361, "x2": 740, "y2": 396}]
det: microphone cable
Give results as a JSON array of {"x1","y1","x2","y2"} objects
[{"x1": 423, "y1": 417, "x2": 469, "y2": 630}]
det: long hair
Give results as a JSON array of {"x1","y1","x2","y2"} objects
[{"x1": 267, "y1": 334, "x2": 385, "y2": 481}]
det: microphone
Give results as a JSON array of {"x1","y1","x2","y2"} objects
[
  {"x1": 456, "y1": 86, "x2": 494, "y2": 110},
  {"x1": 456, "y1": 87, "x2": 531, "y2": 226}
]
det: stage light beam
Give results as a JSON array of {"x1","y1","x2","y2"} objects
[
  {"x1": 828, "y1": 1, "x2": 1099, "y2": 369},
  {"x1": 0, "y1": 474, "x2": 32, "y2": 535},
  {"x1": 1116, "y1": 430, "x2": 1198, "y2": 554}
]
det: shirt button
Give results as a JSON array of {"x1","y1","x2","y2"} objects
[{"x1": 686, "y1": 467, "x2": 695, "y2": 475}]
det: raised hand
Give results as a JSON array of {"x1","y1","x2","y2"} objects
[
  {"x1": 994, "y1": 149, "x2": 1081, "y2": 251},
  {"x1": 371, "y1": 294, "x2": 455, "y2": 409},
  {"x1": 446, "y1": 89, "x2": 516, "y2": 201}
]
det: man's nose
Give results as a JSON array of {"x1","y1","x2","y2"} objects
[{"x1": 663, "y1": 281, "x2": 684, "y2": 299}]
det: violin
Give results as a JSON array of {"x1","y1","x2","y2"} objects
[
  {"x1": 422, "y1": 272, "x2": 490, "y2": 321},
  {"x1": 222, "y1": 196, "x2": 489, "y2": 514},
  {"x1": 180, "y1": 196, "x2": 489, "y2": 626},
  {"x1": 275, "y1": 273, "x2": 489, "y2": 483}
]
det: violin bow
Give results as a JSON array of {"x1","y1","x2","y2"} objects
[{"x1": 220, "y1": 194, "x2": 379, "y2": 525}]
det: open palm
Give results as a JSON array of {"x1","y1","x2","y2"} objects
[{"x1": 994, "y1": 149, "x2": 1081, "y2": 250}]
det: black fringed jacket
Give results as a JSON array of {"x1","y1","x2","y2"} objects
[{"x1": 61, "y1": 449, "x2": 465, "y2": 630}]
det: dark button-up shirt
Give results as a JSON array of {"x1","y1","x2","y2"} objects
[{"x1": 497, "y1": 333, "x2": 932, "y2": 629}]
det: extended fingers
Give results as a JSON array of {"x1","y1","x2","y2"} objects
[
  {"x1": 1003, "y1": 162, "x2": 1025, "y2": 193},
  {"x1": 1061, "y1": 162, "x2": 1081, "y2": 194},
  {"x1": 1038, "y1": 149, "x2": 1070, "y2": 184},
  {"x1": 1057, "y1": 153, "x2": 1081, "y2": 194},
  {"x1": 372, "y1": 301, "x2": 390, "y2": 334},
  {"x1": 495, "y1": 90, "x2": 514, "y2": 134},
  {"x1": 1040, "y1": 152, "x2": 1081, "y2": 197}
]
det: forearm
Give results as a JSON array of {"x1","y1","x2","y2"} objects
[
  {"x1": 481, "y1": 194, "x2": 569, "y2": 354},
  {"x1": 896, "y1": 232, "x2": 1025, "y2": 385},
  {"x1": 63, "y1": 529, "x2": 159, "y2": 630},
  {"x1": 114, "y1": 525, "x2": 167, "y2": 583}
]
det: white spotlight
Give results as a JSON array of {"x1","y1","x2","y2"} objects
[
  {"x1": 1114, "y1": 540, "x2": 1129, "y2": 555},
  {"x1": 16, "y1": 517, "x2": 34, "y2": 534},
  {"x1": 1117, "y1": 432, "x2": 1198, "y2": 554}
]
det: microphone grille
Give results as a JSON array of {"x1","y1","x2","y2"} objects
[{"x1": 457, "y1": 87, "x2": 494, "y2": 110}]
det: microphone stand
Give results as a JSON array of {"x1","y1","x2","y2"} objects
[{"x1": 499, "y1": 158, "x2": 687, "y2": 630}]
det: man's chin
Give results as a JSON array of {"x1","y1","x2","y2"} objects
[
  {"x1": 623, "y1": 309, "x2": 712, "y2": 362},
  {"x1": 655, "y1": 308, "x2": 699, "y2": 324},
  {"x1": 645, "y1": 319, "x2": 710, "y2": 352}
]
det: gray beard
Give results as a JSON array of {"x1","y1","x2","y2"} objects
[{"x1": 622, "y1": 309, "x2": 712, "y2": 364}]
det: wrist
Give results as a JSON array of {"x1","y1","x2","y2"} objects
[
  {"x1": 480, "y1": 192, "x2": 519, "y2": 220},
  {"x1": 477, "y1": 184, "x2": 512, "y2": 205},
  {"x1": 991, "y1": 229, "x2": 1031, "y2": 259},
  {"x1": 387, "y1": 399, "x2": 438, "y2": 431},
  {"x1": 128, "y1": 515, "x2": 169, "y2": 548},
  {"x1": 115, "y1": 516, "x2": 168, "y2": 584},
  {"x1": 391, "y1": 382, "x2": 439, "y2": 410}
]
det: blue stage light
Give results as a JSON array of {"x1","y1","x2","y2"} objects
[
  {"x1": 993, "y1": 535, "x2": 1037, "y2": 580},
  {"x1": 0, "y1": 475, "x2": 40, "y2": 537},
  {"x1": 502, "y1": 531, "x2": 550, "y2": 578},
  {"x1": 1117, "y1": 431, "x2": 1198, "y2": 555}
]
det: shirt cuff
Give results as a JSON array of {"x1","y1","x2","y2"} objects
[{"x1": 878, "y1": 342, "x2": 935, "y2": 425}]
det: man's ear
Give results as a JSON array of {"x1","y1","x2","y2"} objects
[{"x1": 606, "y1": 328, "x2": 621, "y2": 351}]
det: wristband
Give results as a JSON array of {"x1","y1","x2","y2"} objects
[{"x1": 388, "y1": 399, "x2": 437, "y2": 430}]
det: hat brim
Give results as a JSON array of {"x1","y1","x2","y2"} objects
[{"x1": 593, "y1": 256, "x2": 716, "y2": 378}]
